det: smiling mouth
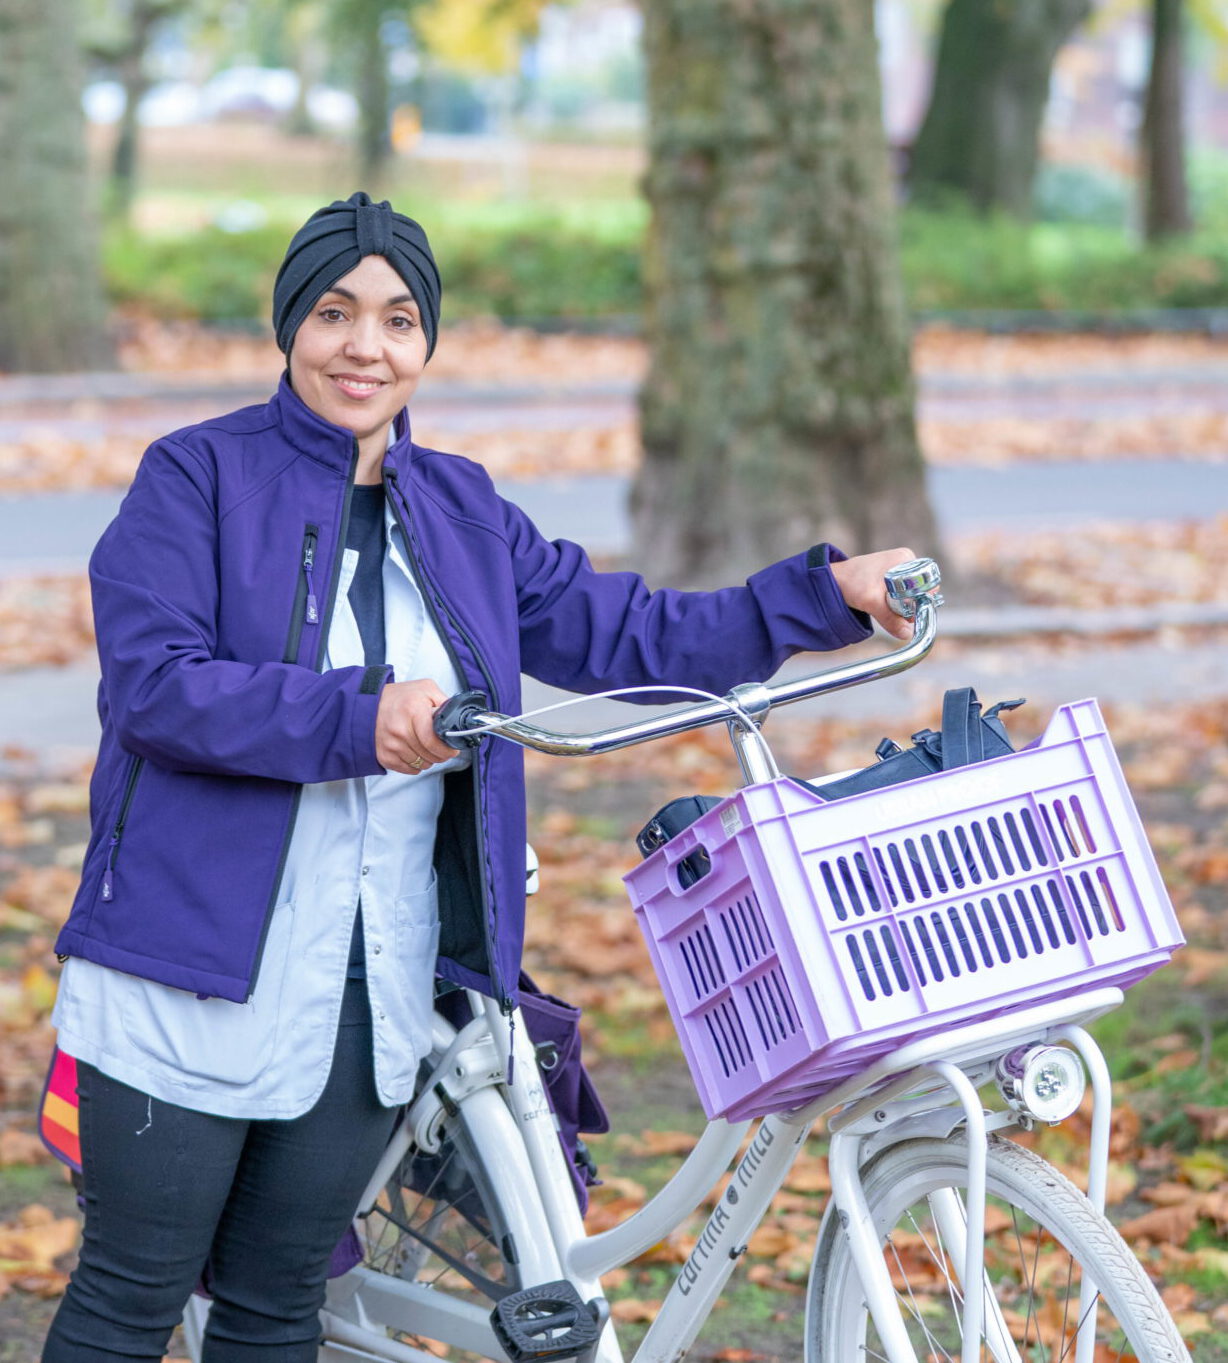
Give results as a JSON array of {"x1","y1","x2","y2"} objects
[{"x1": 330, "y1": 375, "x2": 387, "y2": 398}]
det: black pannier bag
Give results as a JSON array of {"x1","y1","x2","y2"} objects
[
  {"x1": 799, "y1": 687, "x2": 1024, "y2": 802},
  {"x1": 634, "y1": 689, "x2": 1025, "y2": 881},
  {"x1": 635, "y1": 794, "x2": 723, "y2": 887}
]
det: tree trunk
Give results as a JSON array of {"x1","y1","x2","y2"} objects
[
  {"x1": 110, "y1": 51, "x2": 150, "y2": 224},
  {"x1": 355, "y1": 0, "x2": 392, "y2": 186},
  {"x1": 0, "y1": 0, "x2": 113, "y2": 371},
  {"x1": 101, "y1": 1, "x2": 188, "y2": 222},
  {"x1": 632, "y1": 0, "x2": 937, "y2": 588},
  {"x1": 908, "y1": 0, "x2": 1093, "y2": 217},
  {"x1": 1140, "y1": 0, "x2": 1192, "y2": 240}
]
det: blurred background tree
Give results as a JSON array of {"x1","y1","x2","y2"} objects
[
  {"x1": 907, "y1": 0, "x2": 1095, "y2": 215},
  {"x1": 0, "y1": 0, "x2": 113, "y2": 371},
  {"x1": 83, "y1": 0, "x2": 192, "y2": 224},
  {"x1": 1140, "y1": 0, "x2": 1191, "y2": 239},
  {"x1": 318, "y1": 0, "x2": 552, "y2": 187},
  {"x1": 338, "y1": 0, "x2": 398, "y2": 183},
  {"x1": 632, "y1": 0, "x2": 938, "y2": 584}
]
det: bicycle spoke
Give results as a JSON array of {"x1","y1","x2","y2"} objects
[
  {"x1": 855, "y1": 1179, "x2": 1148, "y2": 1363},
  {"x1": 1056, "y1": 1251, "x2": 1077, "y2": 1363},
  {"x1": 926, "y1": 1196, "x2": 966, "y2": 1348},
  {"x1": 885, "y1": 1222, "x2": 956, "y2": 1363},
  {"x1": 356, "y1": 1119, "x2": 523, "y2": 1357}
]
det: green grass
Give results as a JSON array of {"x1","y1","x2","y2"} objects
[
  {"x1": 103, "y1": 198, "x2": 647, "y2": 323},
  {"x1": 899, "y1": 208, "x2": 1228, "y2": 313},
  {"x1": 103, "y1": 198, "x2": 1228, "y2": 324}
]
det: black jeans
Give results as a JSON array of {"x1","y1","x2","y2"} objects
[{"x1": 42, "y1": 978, "x2": 401, "y2": 1362}]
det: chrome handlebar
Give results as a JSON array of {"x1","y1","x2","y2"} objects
[{"x1": 438, "y1": 557, "x2": 943, "y2": 759}]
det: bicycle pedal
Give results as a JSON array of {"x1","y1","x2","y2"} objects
[{"x1": 490, "y1": 1280, "x2": 605, "y2": 1363}]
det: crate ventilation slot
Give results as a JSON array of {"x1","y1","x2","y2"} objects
[
  {"x1": 846, "y1": 869, "x2": 1128, "y2": 1002},
  {"x1": 744, "y1": 967, "x2": 799, "y2": 1051},
  {"x1": 703, "y1": 999, "x2": 752, "y2": 1078},
  {"x1": 715, "y1": 892, "x2": 774, "y2": 970},
  {"x1": 678, "y1": 922, "x2": 726, "y2": 1002}
]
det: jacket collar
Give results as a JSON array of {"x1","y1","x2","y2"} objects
[{"x1": 270, "y1": 372, "x2": 416, "y2": 475}]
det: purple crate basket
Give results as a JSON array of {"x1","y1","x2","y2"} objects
[{"x1": 623, "y1": 699, "x2": 1184, "y2": 1122}]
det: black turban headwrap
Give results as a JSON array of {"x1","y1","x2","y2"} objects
[{"x1": 272, "y1": 191, "x2": 441, "y2": 360}]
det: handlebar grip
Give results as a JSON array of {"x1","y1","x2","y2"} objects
[
  {"x1": 884, "y1": 557, "x2": 944, "y2": 619},
  {"x1": 433, "y1": 689, "x2": 490, "y2": 748}
]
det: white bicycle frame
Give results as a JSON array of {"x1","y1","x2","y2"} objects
[
  {"x1": 310, "y1": 981, "x2": 1120, "y2": 1363},
  {"x1": 181, "y1": 562, "x2": 1127, "y2": 1363}
]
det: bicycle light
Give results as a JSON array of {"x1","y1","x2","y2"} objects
[{"x1": 996, "y1": 1045, "x2": 1085, "y2": 1124}]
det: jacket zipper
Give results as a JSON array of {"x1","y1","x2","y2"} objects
[
  {"x1": 100, "y1": 756, "x2": 145, "y2": 902},
  {"x1": 248, "y1": 458, "x2": 359, "y2": 998},
  {"x1": 282, "y1": 523, "x2": 321, "y2": 664},
  {"x1": 384, "y1": 467, "x2": 509, "y2": 1013}
]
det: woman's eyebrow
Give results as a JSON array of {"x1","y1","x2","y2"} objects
[{"x1": 322, "y1": 286, "x2": 418, "y2": 309}]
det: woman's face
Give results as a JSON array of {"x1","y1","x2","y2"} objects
[{"x1": 288, "y1": 254, "x2": 429, "y2": 452}]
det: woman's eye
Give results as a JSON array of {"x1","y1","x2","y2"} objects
[
  {"x1": 319, "y1": 307, "x2": 345, "y2": 322},
  {"x1": 389, "y1": 315, "x2": 418, "y2": 330}
]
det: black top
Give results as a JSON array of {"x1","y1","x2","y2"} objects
[{"x1": 346, "y1": 484, "x2": 387, "y2": 668}]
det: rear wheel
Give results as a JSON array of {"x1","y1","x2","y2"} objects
[
  {"x1": 807, "y1": 1134, "x2": 1191, "y2": 1363},
  {"x1": 347, "y1": 1081, "x2": 561, "y2": 1358},
  {"x1": 362, "y1": 1101, "x2": 525, "y2": 1305}
]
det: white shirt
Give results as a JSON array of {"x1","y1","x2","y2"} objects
[{"x1": 53, "y1": 501, "x2": 469, "y2": 1119}]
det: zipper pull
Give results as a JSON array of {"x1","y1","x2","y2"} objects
[
  {"x1": 101, "y1": 833, "x2": 120, "y2": 901},
  {"x1": 506, "y1": 1013, "x2": 515, "y2": 1088},
  {"x1": 303, "y1": 542, "x2": 319, "y2": 624}
]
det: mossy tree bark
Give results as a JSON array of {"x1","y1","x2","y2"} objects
[
  {"x1": 1140, "y1": 0, "x2": 1192, "y2": 241},
  {"x1": 632, "y1": 0, "x2": 936, "y2": 587},
  {"x1": 908, "y1": 0, "x2": 1092, "y2": 216},
  {"x1": 0, "y1": 0, "x2": 112, "y2": 371}
]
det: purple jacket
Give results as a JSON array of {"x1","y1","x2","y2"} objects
[{"x1": 54, "y1": 377, "x2": 872, "y2": 1007}]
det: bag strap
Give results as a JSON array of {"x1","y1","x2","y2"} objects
[{"x1": 940, "y1": 686, "x2": 983, "y2": 770}]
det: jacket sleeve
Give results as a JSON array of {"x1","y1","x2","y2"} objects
[
  {"x1": 90, "y1": 439, "x2": 389, "y2": 783},
  {"x1": 501, "y1": 497, "x2": 873, "y2": 697}
]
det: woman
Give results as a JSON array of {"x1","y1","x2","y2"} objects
[{"x1": 44, "y1": 192, "x2": 916, "y2": 1361}]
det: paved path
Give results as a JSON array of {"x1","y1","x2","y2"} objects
[
  {"x1": 1, "y1": 458, "x2": 1225, "y2": 581},
  {"x1": 5, "y1": 361, "x2": 1228, "y2": 443}
]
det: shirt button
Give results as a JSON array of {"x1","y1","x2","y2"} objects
[
  {"x1": 378, "y1": 1010, "x2": 386, "y2": 1020},
  {"x1": 373, "y1": 944, "x2": 382, "y2": 955},
  {"x1": 361, "y1": 866, "x2": 370, "y2": 876}
]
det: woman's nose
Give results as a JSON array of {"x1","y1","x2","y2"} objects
[{"x1": 343, "y1": 318, "x2": 381, "y2": 361}]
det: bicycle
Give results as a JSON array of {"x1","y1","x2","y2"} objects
[{"x1": 182, "y1": 557, "x2": 1192, "y2": 1363}]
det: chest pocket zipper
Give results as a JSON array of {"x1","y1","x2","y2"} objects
[
  {"x1": 283, "y1": 524, "x2": 321, "y2": 663},
  {"x1": 101, "y1": 756, "x2": 145, "y2": 901}
]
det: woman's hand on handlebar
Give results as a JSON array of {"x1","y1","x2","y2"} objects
[
  {"x1": 831, "y1": 547, "x2": 918, "y2": 641},
  {"x1": 375, "y1": 678, "x2": 458, "y2": 774}
]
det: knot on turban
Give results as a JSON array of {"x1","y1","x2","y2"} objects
[{"x1": 272, "y1": 191, "x2": 441, "y2": 359}]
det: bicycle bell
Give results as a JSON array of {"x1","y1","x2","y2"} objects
[{"x1": 884, "y1": 557, "x2": 944, "y2": 619}]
